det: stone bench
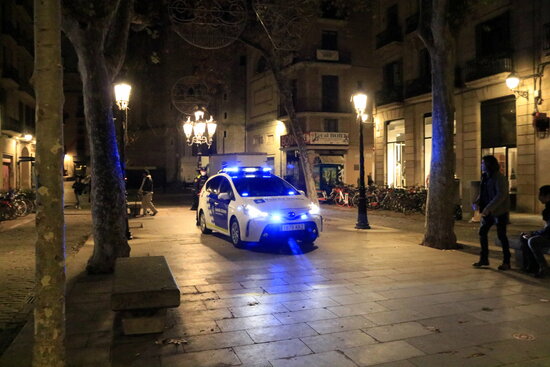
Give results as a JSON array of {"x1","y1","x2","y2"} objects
[
  {"x1": 495, "y1": 237, "x2": 550, "y2": 267},
  {"x1": 112, "y1": 256, "x2": 180, "y2": 335}
]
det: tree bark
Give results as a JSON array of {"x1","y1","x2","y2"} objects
[
  {"x1": 62, "y1": 0, "x2": 132, "y2": 273},
  {"x1": 33, "y1": 0, "x2": 66, "y2": 365},
  {"x1": 420, "y1": 0, "x2": 458, "y2": 249}
]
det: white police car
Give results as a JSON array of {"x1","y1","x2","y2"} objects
[{"x1": 197, "y1": 167, "x2": 322, "y2": 247}]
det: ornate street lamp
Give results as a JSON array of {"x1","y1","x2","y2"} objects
[
  {"x1": 352, "y1": 91, "x2": 371, "y2": 229},
  {"x1": 182, "y1": 106, "x2": 217, "y2": 147}
]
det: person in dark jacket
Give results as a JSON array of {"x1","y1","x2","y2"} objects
[
  {"x1": 190, "y1": 167, "x2": 208, "y2": 210},
  {"x1": 521, "y1": 185, "x2": 550, "y2": 278},
  {"x1": 138, "y1": 169, "x2": 158, "y2": 216},
  {"x1": 473, "y1": 155, "x2": 511, "y2": 270}
]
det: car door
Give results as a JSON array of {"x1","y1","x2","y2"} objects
[
  {"x1": 213, "y1": 177, "x2": 233, "y2": 231},
  {"x1": 204, "y1": 176, "x2": 222, "y2": 227}
]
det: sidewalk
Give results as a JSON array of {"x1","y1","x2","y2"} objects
[{"x1": 1, "y1": 205, "x2": 550, "y2": 366}]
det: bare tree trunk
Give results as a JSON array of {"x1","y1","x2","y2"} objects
[
  {"x1": 420, "y1": 0, "x2": 458, "y2": 249},
  {"x1": 73, "y1": 34, "x2": 130, "y2": 273},
  {"x1": 62, "y1": 0, "x2": 133, "y2": 273},
  {"x1": 270, "y1": 58, "x2": 319, "y2": 205},
  {"x1": 33, "y1": 0, "x2": 66, "y2": 365}
]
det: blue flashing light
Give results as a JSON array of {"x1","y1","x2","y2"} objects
[
  {"x1": 300, "y1": 214, "x2": 308, "y2": 220},
  {"x1": 245, "y1": 174, "x2": 257, "y2": 178},
  {"x1": 272, "y1": 214, "x2": 282, "y2": 222},
  {"x1": 241, "y1": 192, "x2": 249, "y2": 197},
  {"x1": 288, "y1": 191, "x2": 295, "y2": 195},
  {"x1": 223, "y1": 167, "x2": 239, "y2": 173},
  {"x1": 262, "y1": 167, "x2": 272, "y2": 172},
  {"x1": 244, "y1": 167, "x2": 259, "y2": 172},
  {"x1": 262, "y1": 175, "x2": 271, "y2": 178}
]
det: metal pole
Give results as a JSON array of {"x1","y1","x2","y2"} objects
[
  {"x1": 121, "y1": 108, "x2": 132, "y2": 239},
  {"x1": 356, "y1": 114, "x2": 370, "y2": 229}
]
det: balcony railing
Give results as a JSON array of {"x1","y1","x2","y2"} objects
[
  {"x1": 405, "y1": 13, "x2": 419, "y2": 34},
  {"x1": 464, "y1": 54, "x2": 513, "y2": 82},
  {"x1": 404, "y1": 76, "x2": 431, "y2": 99},
  {"x1": 2, "y1": 117, "x2": 22, "y2": 133},
  {"x1": 280, "y1": 131, "x2": 349, "y2": 148},
  {"x1": 1, "y1": 66, "x2": 20, "y2": 82},
  {"x1": 375, "y1": 87, "x2": 403, "y2": 106},
  {"x1": 376, "y1": 27, "x2": 403, "y2": 49},
  {"x1": 278, "y1": 97, "x2": 346, "y2": 117}
]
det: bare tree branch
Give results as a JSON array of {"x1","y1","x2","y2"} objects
[
  {"x1": 105, "y1": 0, "x2": 135, "y2": 79},
  {"x1": 417, "y1": 0, "x2": 434, "y2": 52}
]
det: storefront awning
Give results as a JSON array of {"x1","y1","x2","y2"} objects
[{"x1": 318, "y1": 155, "x2": 345, "y2": 165}]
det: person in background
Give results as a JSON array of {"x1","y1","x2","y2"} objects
[
  {"x1": 191, "y1": 167, "x2": 208, "y2": 210},
  {"x1": 473, "y1": 155, "x2": 511, "y2": 270},
  {"x1": 521, "y1": 185, "x2": 550, "y2": 278},
  {"x1": 72, "y1": 175, "x2": 85, "y2": 209},
  {"x1": 138, "y1": 169, "x2": 158, "y2": 216}
]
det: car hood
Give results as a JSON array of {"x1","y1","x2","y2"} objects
[{"x1": 242, "y1": 196, "x2": 312, "y2": 211}]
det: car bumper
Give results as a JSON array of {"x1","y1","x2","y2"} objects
[{"x1": 244, "y1": 215, "x2": 322, "y2": 242}]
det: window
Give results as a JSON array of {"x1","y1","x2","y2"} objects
[
  {"x1": 419, "y1": 48, "x2": 431, "y2": 80},
  {"x1": 256, "y1": 56, "x2": 268, "y2": 74},
  {"x1": 544, "y1": 23, "x2": 550, "y2": 52},
  {"x1": 232, "y1": 176, "x2": 297, "y2": 197},
  {"x1": 253, "y1": 135, "x2": 264, "y2": 145},
  {"x1": 424, "y1": 114, "x2": 432, "y2": 185},
  {"x1": 218, "y1": 177, "x2": 234, "y2": 199},
  {"x1": 267, "y1": 135, "x2": 274, "y2": 144},
  {"x1": 386, "y1": 119, "x2": 405, "y2": 188},
  {"x1": 476, "y1": 12, "x2": 510, "y2": 58},
  {"x1": 322, "y1": 75, "x2": 339, "y2": 112},
  {"x1": 383, "y1": 60, "x2": 403, "y2": 89},
  {"x1": 481, "y1": 96, "x2": 516, "y2": 149},
  {"x1": 321, "y1": 31, "x2": 338, "y2": 50},
  {"x1": 206, "y1": 177, "x2": 222, "y2": 194},
  {"x1": 323, "y1": 118, "x2": 338, "y2": 132},
  {"x1": 386, "y1": 4, "x2": 399, "y2": 29}
]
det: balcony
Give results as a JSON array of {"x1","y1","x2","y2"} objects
[
  {"x1": 2, "y1": 117, "x2": 22, "y2": 133},
  {"x1": 405, "y1": 13, "x2": 419, "y2": 34},
  {"x1": 20, "y1": 79, "x2": 34, "y2": 97},
  {"x1": 278, "y1": 97, "x2": 346, "y2": 117},
  {"x1": 375, "y1": 87, "x2": 403, "y2": 106},
  {"x1": 2, "y1": 66, "x2": 20, "y2": 82},
  {"x1": 404, "y1": 76, "x2": 431, "y2": 99},
  {"x1": 376, "y1": 27, "x2": 403, "y2": 49},
  {"x1": 464, "y1": 54, "x2": 513, "y2": 82},
  {"x1": 280, "y1": 131, "x2": 349, "y2": 148}
]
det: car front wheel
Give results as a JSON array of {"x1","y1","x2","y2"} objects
[
  {"x1": 199, "y1": 211, "x2": 212, "y2": 234},
  {"x1": 230, "y1": 218, "x2": 244, "y2": 248}
]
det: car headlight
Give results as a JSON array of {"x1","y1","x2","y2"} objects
[
  {"x1": 309, "y1": 203, "x2": 320, "y2": 215},
  {"x1": 244, "y1": 205, "x2": 268, "y2": 219}
]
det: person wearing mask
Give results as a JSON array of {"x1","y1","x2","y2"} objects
[
  {"x1": 521, "y1": 185, "x2": 550, "y2": 278},
  {"x1": 472, "y1": 155, "x2": 511, "y2": 270},
  {"x1": 191, "y1": 167, "x2": 208, "y2": 210},
  {"x1": 138, "y1": 169, "x2": 158, "y2": 216}
]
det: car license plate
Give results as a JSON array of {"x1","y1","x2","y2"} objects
[{"x1": 282, "y1": 224, "x2": 305, "y2": 231}]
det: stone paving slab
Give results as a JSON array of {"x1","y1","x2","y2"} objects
[{"x1": 2, "y1": 205, "x2": 550, "y2": 367}]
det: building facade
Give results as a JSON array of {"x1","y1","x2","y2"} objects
[
  {"x1": 371, "y1": 0, "x2": 550, "y2": 214},
  {"x1": 0, "y1": 0, "x2": 35, "y2": 192},
  {"x1": 245, "y1": 11, "x2": 378, "y2": 193}
]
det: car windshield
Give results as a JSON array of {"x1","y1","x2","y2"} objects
[{"x1": 232, "y1": 176, "x2": 298, "y2": 197}]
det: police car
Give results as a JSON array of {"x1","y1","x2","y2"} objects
[{"x1": 197, "y1": 167, "x2": 322, "y2": 247}]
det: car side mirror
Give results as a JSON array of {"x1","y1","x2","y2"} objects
[
  {"x1": 218, "y1": 192, "x2": 231, "y2": 201},
  {"x1": 298, "y1": 190, "x2": 305, "y2": 196}
]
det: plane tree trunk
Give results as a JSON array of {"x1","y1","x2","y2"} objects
[
  {"x1": 418, "y1": 0, "x2": 459, "y2": 249},
  {"x1": 62, "y1": 0, "x2": 133, "y2": 272},
  {"x1": 33, "y1": 0, "x2": 66, "y2": 365}
]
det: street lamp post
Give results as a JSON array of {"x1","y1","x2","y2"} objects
[
  {"x1": 182, "y1": 106, "x2": 218, "y2": 147},
  {"x1": 352, "y1": 92, "x2": 371, "y2": 229},
  {"x1": 114, "y1": 82, "x2": 132, "y2": 240}
]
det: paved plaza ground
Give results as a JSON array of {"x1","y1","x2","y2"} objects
[{"x1": 1, "y1": 197, "x2": 550, "y2": 366}]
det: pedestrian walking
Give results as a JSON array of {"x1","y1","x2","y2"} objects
[
  {"x1": 520, "y1": 185, "x2": 550, "y2": 277},
  {"x1": 472, "y1": 155, "x2": 511, "y2": 270},
  {"x1": 138, "y1": 169, "x2": 158, "y2": 216},
  {"x1": 190, "y1": 167, "x2": 208, "y2": 211},
  {"x1": 72, "y1": 175, "x2": 85, "y2": 209}
]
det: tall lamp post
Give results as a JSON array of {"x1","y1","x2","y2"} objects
[
  {"x1": 182, "y1": 106, "x2": 218, "y2": 168},
  {"x1": 352, "y1": 92, "x2": 371, "y2": 229},
  {"x1": 114, "y1": 82, "x2": 132, "y2": 240}
]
